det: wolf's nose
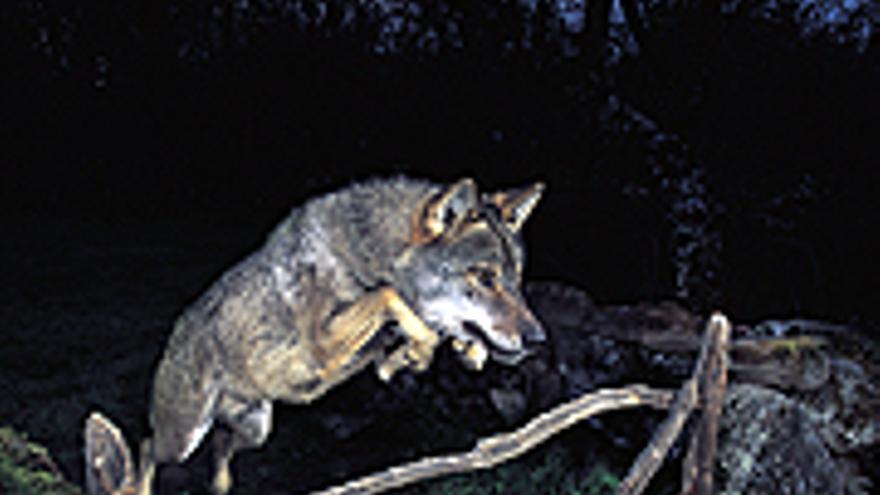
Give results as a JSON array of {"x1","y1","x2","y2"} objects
[{"x1": 523, "y1": 320, "x2": 546, "y2": 344}]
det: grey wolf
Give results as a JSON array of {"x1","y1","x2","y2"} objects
[{"x1": 84, "y1": 176, "x2": 545, "y2": 495}]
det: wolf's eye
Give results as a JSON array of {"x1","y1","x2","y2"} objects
[{"x1": 471, "y1": 266, "x2": 497, "y2": 290}]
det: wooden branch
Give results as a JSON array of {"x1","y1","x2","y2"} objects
[
  {"x1": 693, "y1": 313, "x2": 730, "y2": 495},
  {"x1": 616, "y1": 313, "x2": 729, "y2": 495},
  {"x1": 682, "y1": 313, "x2": 731, "y2": 495},
  {"x1": 681, "y1": 415, "x2": 701, "y2": 495},
  {"x1": 309, "y1": 385, "x2": 674, "y2": 495},
  {"x1": 615, "y1": 366, "x2": 699, "y2": 494},
  {"x1": 310, "y1": 313, "x2": 736, "y2": 495}
]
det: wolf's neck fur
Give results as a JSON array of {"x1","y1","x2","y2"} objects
[{"x1": 268, "y1": 177, "x2": 439, "y2": 289}]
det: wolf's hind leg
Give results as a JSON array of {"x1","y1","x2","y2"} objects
[
  {"x1": 135, "y1": 439, "x2": 156, "y2": 495},
  {"x1": 139, "y1": 385, "x2": 219, "y2": 495},
  {"x1": 211, "y1": 397, "x2": 272, "y2": 495},
  {"x1": 138, "y1": 419, "x2": 215, "y2": 495}
]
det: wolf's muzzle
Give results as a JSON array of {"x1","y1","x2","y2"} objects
[{"x1": 519, "y1": 308, "x2": 546, "y2": 345}]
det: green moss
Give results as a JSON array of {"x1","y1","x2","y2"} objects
[
  {"x1": 579, "y1": 465, "x2": 619, "y2": 495},
  {"x1": 0, "y1": 427, "x2": 81, "y2": 495}
]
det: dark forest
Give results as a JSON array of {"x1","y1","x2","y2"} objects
[{"x1": 1, "y1": 1, "x2": 878, "y2": 494}]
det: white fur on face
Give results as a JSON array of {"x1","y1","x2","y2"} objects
[{"x1": 418, "y1": 290, "x2": 520, "y2": 352}]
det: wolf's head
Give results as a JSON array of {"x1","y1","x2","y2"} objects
[{"x1": 395, "y1": 178, "x2": 546, "y2": 370}]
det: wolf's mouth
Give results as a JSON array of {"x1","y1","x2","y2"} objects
[{"x1": 460, "y1": 320, "x2": 525, "y2": 363}]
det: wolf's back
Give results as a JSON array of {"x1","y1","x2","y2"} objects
[{"x1": 150, "y1": 177, "x2": 441, "y2": 418}]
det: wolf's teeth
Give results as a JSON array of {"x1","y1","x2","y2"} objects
[{"x1": 452, "y1": 338, "x2": 467, "y2": 352}]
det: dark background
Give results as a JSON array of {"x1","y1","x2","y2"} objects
[
  {"x1": 3, "y1": 1, "x2": 879, "y2": 320},
  {"x1": 1, "y1": 0, "x2": 878, "y2": 492},
  {"x1": 3, "y1": 1, "x2": 878, "y2": 320}
]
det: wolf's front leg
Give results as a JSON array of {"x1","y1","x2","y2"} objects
[
  {"x1": 317, "y1": 287, "x2": 440, "y2": 382},
  {"x1": 376, "y1": 288, "x2": 440, "y2": 380}
]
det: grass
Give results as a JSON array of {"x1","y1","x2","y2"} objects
[{"x1": 0, "y1": 427, "x2": 81, "y2": 495}]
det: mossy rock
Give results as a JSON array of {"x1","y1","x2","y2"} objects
[{"x1": 0, "y1": 426, "x2": 81, "y2": 495}]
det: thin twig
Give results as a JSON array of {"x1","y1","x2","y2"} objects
[
  {"x1": 615, "y1": 377, "x2": 699, "y2": 495},
  {"x1": 681, "y1": 416, "x2": 700, "y2": 495},
  {"x1": 692, "y1": 313, "x2": 730, "y2": 495},
  {"x1": 309, "y1": 385, "x2": 674, "y2": 495},
  {"x1": 616, "y1": 313, "x2": 729, "y2": 495}
]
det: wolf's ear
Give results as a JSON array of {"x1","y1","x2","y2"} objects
[
  {"x1": 485, "y1": 182, "x2": 545, "y2": 233},
  {"x1": 418, "y1": 178, "x2": 478, "y2": 241}
]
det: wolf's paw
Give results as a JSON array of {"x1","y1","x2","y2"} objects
[
  {"x1": 211, "y1": 466, "x2": 232, "y2": 495},
  {"x1": 376, "y1": 347, "x2": 409, "y2": 382},
  {"x1": 453, "y1": 338, "x2": 488, "y2": 371},
  {"x1": 376, "y1": 339, "x2": 436, "y2": 381},
  {"x1": 405, "y1": 342, "x2": 435, "y2": 372}
]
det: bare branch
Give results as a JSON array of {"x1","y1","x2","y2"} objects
[
  {"x1": 309, "y1": 385, "x2": 674, "y2": 495},
  {"x1": 310, "y1": 313, "x2": 737, "y2": 495},
  {"x1": 615, "y1": 375, "x2": 698, "y2": 495},
  {"x1": 683, "y1": 313, "x2": 731, "y2": 495},
  {"x1": 616, "y1": 313, "x2": 730, "y2": 495}
]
